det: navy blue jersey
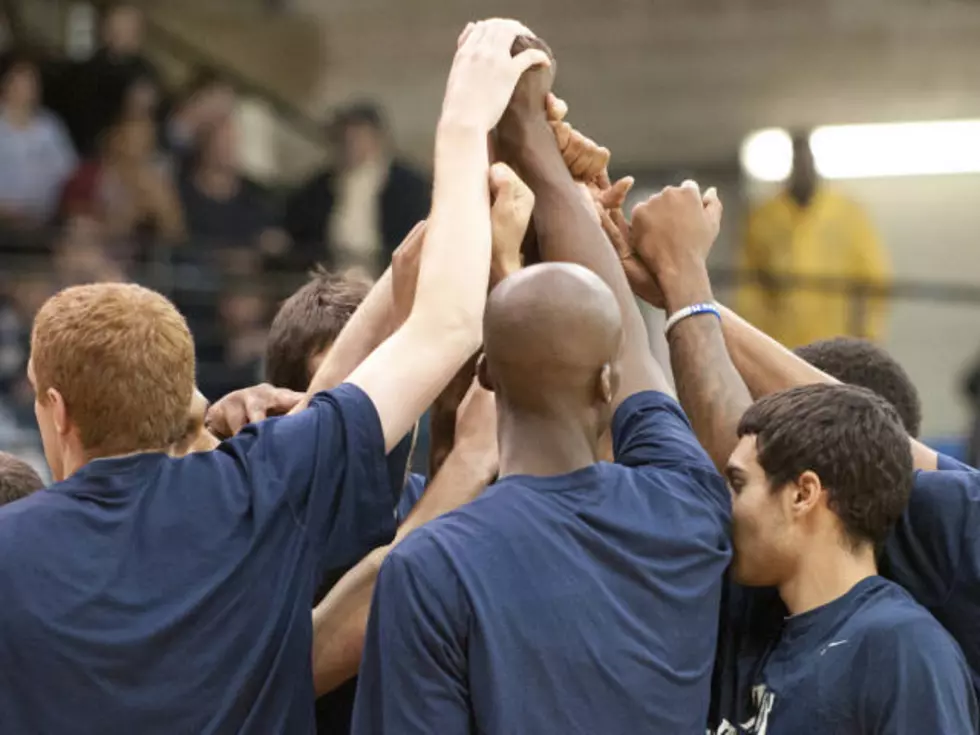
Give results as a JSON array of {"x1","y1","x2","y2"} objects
[
  {"x1": 352, "y1": 391, "x2": 732, "y2": 734},
  {"x1": 881, "y1": 462, "x2": 980, "y2": 698},
  {"x1": 711, "y1": 577, "x2": 977, "y2": 734},
  {"x1": 0, "y1": 385, "x2": 394, "y2": 735}
]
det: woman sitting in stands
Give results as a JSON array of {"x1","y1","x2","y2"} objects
[{"x1": 60, "y1": 113, "x2": 184, "y2": 246}]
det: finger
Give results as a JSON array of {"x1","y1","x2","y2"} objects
[
  {"x1": 546, "y1": 94, "x2": 568, "y2": 122},
  {"x1": 585, "y1": 146, "x2": 611, "y2": 181},
  {"x1": 600, "y1": 177, "x2": 635, "y2": 210},
  {"x1": 680, "y1": 179, "x2": 702, "y2": 199},
  {"x1": 595, "y1": 168, "x2": 612, "y2": 191},
  {"x1": 481, "y1": 18, "x2": 534, "y2": 49},
  {"x1": 457, "y1": 22, "x2": 476, "y2": 48},
  {"x1": 550, "y1": 120, "x2": 572, "y2": 152},
  {"x1": 510, "y1": 48, "x2": 551, "y2": 76},
  {"x1": 244, "y1": 397, "x2": 268, "y2": 425},
  {"x1": 489, "y1": 162, "x2": 518, "y2": 198},
  {"x1": 599, "y1": 209, "x2": 631, "y2": 259},
  {"x1": 703, "y1": 188, "x2": 724, "y2": 231}
]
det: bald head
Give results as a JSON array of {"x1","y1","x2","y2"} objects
[{"x1": 482, "y1": 263, "x2": 622, "y2": 413}]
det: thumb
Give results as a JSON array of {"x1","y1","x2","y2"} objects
[
  {"x1": 511, "y1": 49, "x2": 552, "y2": 77},
  {"x1": 489, "y1": 162, "x2": 519, "y2": 197},
  {"x1": 546, "y1": 93, "x2": 568, "y2": 122}
]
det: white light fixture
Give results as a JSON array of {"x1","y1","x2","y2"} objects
[
  {"x1": 740, "y1": 120, "x2": 980, "y2": 181},
  {"x1": 740, "y1": 128, "x2": 793, "y2": 182}
]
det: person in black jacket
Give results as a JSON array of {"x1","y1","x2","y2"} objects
[{"x1": 285, "y1": 102, "x2": 430, "y2": 277}]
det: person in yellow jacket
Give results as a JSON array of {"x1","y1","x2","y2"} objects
[{"x1": 737, "y1": 133, "x2": 890, "y2": 348}]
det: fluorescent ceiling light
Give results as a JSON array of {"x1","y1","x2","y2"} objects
[
  {"x1": 740, "y1": 128, "x2": 793, "y2": 182},
  {"x1": 740, "y1": 120, "x2": 980, "y2": 180}
]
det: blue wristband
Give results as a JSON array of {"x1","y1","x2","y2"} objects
[{"x1": 664, "y1": 302, "x2": 721, "y2": 336}]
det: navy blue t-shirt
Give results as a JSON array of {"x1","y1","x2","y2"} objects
[
  {"x1": 351, "y1": 391, "x2": 732, "y2": 734},
  {"x1": 0, "y1": 385, "x2": 395, "y2": 735},
  {"x1": 710, "y1": 576, "x2": 977, "y2": 734},
  {"x1": 880, "y1": 460, "x2": 980, "y2": 698}
]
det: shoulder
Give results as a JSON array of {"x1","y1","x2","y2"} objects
[
  {"x1": 908, "y1": 468, "x2": 980, "y2": 531},
  {"x1": 850, "y1": 582, "x2": 958, "y2": 651}
]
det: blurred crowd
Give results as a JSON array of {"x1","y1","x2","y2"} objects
[{"x1": 0, "y1": 3, "x2": 430, "y2": 444}]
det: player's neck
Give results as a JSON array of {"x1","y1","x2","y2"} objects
[
  {"x1": 779, "y1": 540, "x2": 878, "y2": 616},
  {"x1": 497, "y1": 409, "x2": 598, "y2": 480}
]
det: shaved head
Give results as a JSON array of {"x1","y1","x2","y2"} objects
[{"x1": 482, "y1": 263, "x2": 622, "y2": 417}]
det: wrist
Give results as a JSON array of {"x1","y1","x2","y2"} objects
[{"x1": 650, "y1": 254, "x2": 714, "y2": 315}]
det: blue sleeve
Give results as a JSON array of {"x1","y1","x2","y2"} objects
[
  {"x1": 351, "y1": 535, "x2": 470, "y2": 735},
  {"x1": 938, "y1": 452, "x2": 978, "y2": 473},
  {"x1": 858, "y1": 622, "x2": 979, "y2": 733},
  {"x1": 882, "y1": 470, "x2": 980, "y2": 609},
  {"x1": 385, "y1": 430, "x2": 416, "y2": 509},
  {"x1": 613, "y1": 390, "x2": 729, "y2": 515},
  {"x1": 220, "y1": 383, "x2": 396, "y2": 573},
  {"x1": 396, "y1": 473, "x2": 427, "y2": 524}
]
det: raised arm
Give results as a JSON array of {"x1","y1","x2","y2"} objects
[
  {"x1": 628, "y1": 183, "x2": 753, "y2": 472},
  {"x1": 337, "y1": 20, "x2": 549, "y2": 451},
  {"x1": 716, "y1": 304, "x2": 938, "y2": 470},
  {"x1": 311, "y1": 382, "x2": 498, "y2": 695},
  {"x1": 495, "y1": 60, "x2": 670, "y2": 407}
]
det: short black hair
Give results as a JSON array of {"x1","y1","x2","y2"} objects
[
  {"x1": 737, "y1": 383, "x2": 913, "y2": 550},
  {"x1": 794, "y1": 338, "x2": 922, "y2": 437},
  {"x1": 264, "y1": 268, "x2": 370, "y2": 392},
  {"x1": 0, "y1": 452, "x2": 44, "y2": 507}
]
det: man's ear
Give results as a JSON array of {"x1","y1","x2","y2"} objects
[
  {"x1": 47, "y1": 387, "x2": 71, "y2": 438},
  {"x1": 789, "y1": 470, "x2": 824, "y2": 518},
  {"x1": 596, "y1": 363, "x2": 614, "y2": 405},
  {"x1": 476, "y1": 353, "x2": 494, "y2": 393}
]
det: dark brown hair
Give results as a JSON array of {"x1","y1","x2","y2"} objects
[
  {"x1": 264, "y1": 268, "x2": 370, "y2": 391},
  {"x1": 737, "y1": 383, "x2": 912, "y2": 550},
  {"x1": 0, "y1": 452, "x2": 45, "y2": 507},
  {"x1": 795, "y1": 337, "x2": 922, "y2": 437}
]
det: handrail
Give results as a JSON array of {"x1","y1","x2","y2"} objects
[
  {"x1": 713, "y1": 269, "x2": 980, "y2": 305},
  {"x1": 86, "y1": 0, "x2": 326, "y2": 147}
]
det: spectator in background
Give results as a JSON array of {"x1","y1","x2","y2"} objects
[
  {"x1": 165, "y1": 68, "x2": 236, "y2": 162},
  {"x1": 285, "y1": 102, "x2": 429, "y2": 278},
  {"x1": 736, "y1": 132, "x2": 890, "y2": 348},
  {"x1": 61, "y1": 116, "x2": 183, "y2": 245},
  {"x1": 0, "y1": 53, "x2": 76, "y2": 228},
  {"x1": 67, "y1": 2, "x2": 161, "y2": 156},
  {"x1": 179, "y1": 116, "x2": 286, "y2": 273},
  {"x1": 0, "y1": 275, "x2": 51, "y2": 428}
]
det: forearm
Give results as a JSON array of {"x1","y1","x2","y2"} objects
[
  {"x1": 507, "y1": 122, "x2": 667, "y2": 399},
  {"x1": 661, "y1": 263, "x2": 753, "y2": 471},
  {"x1": 397, "y1": 440, "x2": 497, "y2": 540},
  {"x1": 311, "y1": 544, "x2": 389, "y2": 695},
  {"x1": 717, "y1": 302, "x2": 937, "y2": 470},
  {"x1": 311, "y1": 443, "x2": 495, "y2": 695},
  {"x1": 411, "y1": 121, "x2": 491, "y2": 336},
  {"x1": 302, "y1": 269, "x2": 395, "y2": 403}
]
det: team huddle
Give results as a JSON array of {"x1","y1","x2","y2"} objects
[{"x1": 0, "y1": 18, "x2": 979, "y2": 735}]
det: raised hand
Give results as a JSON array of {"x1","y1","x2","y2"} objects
[
  {"x1": 390, "y1": 221, "x2": 427, "y2": 328},
  {"x1": 442, "y1": 19, "x2": 551, "y2": 133},
  {"x1": 205, "y1": 383, "x2": 306, "y2": 439},
  {"x1": 631, "y1": 182, "x2": 722, "y2": 272},
  {"x1": 489, "y1": 163, "x2": 534, "y2": 285},
  {"x1": 629, "y1": 181, "x2": 723, "y2": 313}
]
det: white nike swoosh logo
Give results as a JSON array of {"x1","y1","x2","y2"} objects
[{"x1": 820, "y1": 640, "x2": 848, "y2": 655}]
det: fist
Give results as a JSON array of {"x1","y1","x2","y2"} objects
[{"x1": 630, "y1": 181, "x2": 723, "y2": 274}]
